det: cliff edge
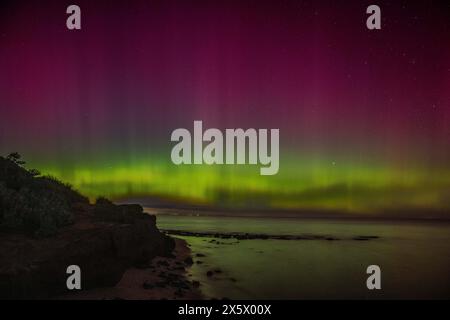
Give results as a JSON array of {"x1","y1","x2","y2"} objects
[{"x1": 0, "y1": 154, "x2": 174, "y2": 299}]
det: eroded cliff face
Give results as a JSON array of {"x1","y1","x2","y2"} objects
[{"x1": 0, "y1": 205, "x2": 174, "y2": 299}]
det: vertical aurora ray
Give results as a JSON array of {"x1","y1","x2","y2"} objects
[{"x1": 1, "y1": 0, "x2": 450, "y2": 214}]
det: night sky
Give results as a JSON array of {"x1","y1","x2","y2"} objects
[{"x1": 1, "y1": 0, "x2": 449, "y2": 215}]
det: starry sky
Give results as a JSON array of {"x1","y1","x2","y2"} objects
[{"x1": 0, "y1": 0, "x2": 449, "y2": 215}]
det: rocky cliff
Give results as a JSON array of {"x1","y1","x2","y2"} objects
[
  {"x1": 0, "y1": 154, "x2": 175, "y2": 299},
  {"x1": 0, "y1": 203, "x2": 174, "y2": 299}
]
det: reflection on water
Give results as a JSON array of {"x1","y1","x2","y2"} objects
[{"x1": 157, "y1": 215, "x2": 450, "y2": 299}]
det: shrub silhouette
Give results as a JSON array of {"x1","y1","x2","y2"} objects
[
  {"x1": 6, "y1": 152, "x2": 26, "y2": 166},
  {"x1": 28, "y1": 168, "x2": 41, "y2": 177},
  {"x1": 0, "y1": 154, "x2": 88, "y2": 237}
]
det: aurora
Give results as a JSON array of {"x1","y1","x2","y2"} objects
[
  {"x1": 0, "y1": 0, "x2": 449, "y2": 217},
  {"x1": 170, "y1": 121, "x2": 279, "y2": 175}
]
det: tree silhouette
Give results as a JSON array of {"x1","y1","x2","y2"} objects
[{"x1": 6, "y1": 152, "x2": 26, "y2": 166}]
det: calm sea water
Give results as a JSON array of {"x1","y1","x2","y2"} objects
[{"x1": 156, "y1": 215, "x2": 450, "y2": 299}]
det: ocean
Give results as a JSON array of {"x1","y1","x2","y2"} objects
[{"x1": 156, "y1": 215, "x2": 450, "y2": 299}]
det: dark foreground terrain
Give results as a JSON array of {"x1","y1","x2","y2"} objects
[{"x1": 0, "y1": 154, "x2": 188, "y2": 299}]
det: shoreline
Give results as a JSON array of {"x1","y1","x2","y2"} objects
[
  {"x1": 162, "y1": 229, "x2": 380, "y2": 241},
  {"x1": 59, "y1": 238, "x2": 203, "y2": 300},
  {"x1": 142, "y1": 206, "x2": 450, "y2": 222}
]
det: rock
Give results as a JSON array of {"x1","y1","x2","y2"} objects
[
  {"x1": 157, "y1": 260, "x2": 170, "y2": 267},
  {"x1": 0, "y1": 205, "x2": 175, "y2": 299},
  {"x1": 353, "y1": 237, "x2": 370, "y2": 241},
  {"x1": 174, "y1": 289, "x2": 184, "y2": 297},
  {"x1": 355, "y1": 235, "x2": 379, "y2": 240},
  {"x1": 154, "y1": 281, "x2": 167, "y2": 288},
  {"x1": 184, "y1": 257, "x2": 194, "y2": 265},
  {"x1": 142, "y1": 281, "x2": 154, "y2": 290},
  {"x1": 163, "y1": 229, "x2": 380, "y2": 242}
]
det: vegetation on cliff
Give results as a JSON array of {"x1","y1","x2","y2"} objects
[
  {"x1": 0, "y1": 153, "x2": 88, "y2": 236},
  {"x1": 0, "y1": 153, "x2": 176, "y2": 299},
  {"x1": 0, "y1": 153, "x2": 153, "y2": 237}
]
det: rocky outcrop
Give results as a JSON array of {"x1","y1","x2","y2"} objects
[
  {"x1": 0, "y1": 154, "x2": 176, "y2": 299},
  {"x1": 0, "y1": 208, "x2": 174, "y2": 299},
  {"x1": 162, "y1": 229, "x2": 380, "y2": 241}
]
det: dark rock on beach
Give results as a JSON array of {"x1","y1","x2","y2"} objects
[
  {"x1": 157, "y1": 260, "x2": 170, "y2": 267},
  {"x1": 163, "y1": 229, "x2": 380, "y2": 242},
  {"x1": 353, "y1": 236, "x2": 379, "y2": 241},
  {"x1": 142, "y1": 281, "x2": 154, "y2": 290}
]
